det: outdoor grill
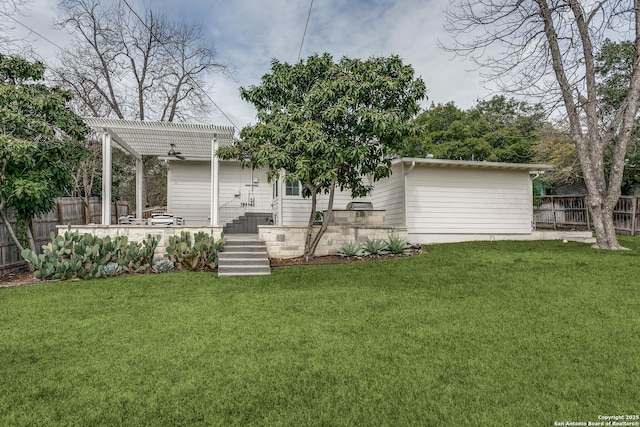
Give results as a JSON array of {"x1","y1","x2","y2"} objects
[{"x1": 346, "y1": 201, "x2": 373, "y2": 211}]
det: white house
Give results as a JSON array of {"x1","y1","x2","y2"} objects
[{"x1": 85, "y1": 118, "x2": 561, "y2": 245}]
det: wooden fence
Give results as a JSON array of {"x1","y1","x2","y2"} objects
[
  {"x1": 0, "y1": 198, "x2": 129, "y2": 276},
  {"x1": 535, "y1": 195, "x2": 640, "y2": 235}
]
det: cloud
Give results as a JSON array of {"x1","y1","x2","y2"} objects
[{"x1": 10, "y1": 0, "x2": 493, "y2": 130}]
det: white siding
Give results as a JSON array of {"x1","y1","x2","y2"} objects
[
  {"x1": 218, "y1": 162, "x2": 271, "y2": 212},
  {"x1": 280, "y1": 185, "x2": 371, "y2": 226},
  {"x1": 167, "y1": 161, "x2": 211, "y2": 225},
  {"x1": 405, "y1": 166, "x2": 533, "y2": 234},
  {"x1": 370, "y1": 163, "x2": 405, "y2": 226},
  {"x1": 167, "y1": 161, "x2": 271, "y2": 226}
]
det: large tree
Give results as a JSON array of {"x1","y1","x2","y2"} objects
[
  {"x1": 218, "y1": 53, "x2": 426, "y2": 260},
  {"x1": 445, "y1": 0, "x2": 640, "y2": 249},
  {"x1": 53, "y1": 0, "x2": 228, "y2": 210},
  {"x1": 0, "y1": 54, "x2": 88, "y2": 255},
  {"x1": 402, "y1": 96, "x2": 544, "y2": 163}
]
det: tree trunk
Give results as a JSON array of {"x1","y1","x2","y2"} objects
[
  {"x1": 305, "y1": 179, "x2": 337, "y2": 261},
  {"x1": 587, "y1": 196, "x2": 624, "y2": 249},
  {"x1": 25, "y1": 218, "x2": 37, "y2": 253},
  {"x1": 0, "y1": 206, "x2": 33, "y2": 272},
  {"x1": 303, "y1": 186, "x2": 319, "y2": 261},
  {"x1": 0, "y1": 206, "x2": 25, "y2": 254}
]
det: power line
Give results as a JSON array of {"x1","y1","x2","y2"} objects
[
  {"x1": 0, "y1": 10, "x2": 66, "y2": 51},
  {"x1": 121, "y1": 0, "x2": 241, "y2": 133},
  {"x1": 0, "y1": 9, "x2": 147, "y2": 107},
  {"x1": 297, "y1": 0, "x2": 314, "y2": 62}
]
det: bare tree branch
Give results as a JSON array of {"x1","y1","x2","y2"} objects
[{"x1": 444, "y1": 0, "x2": 640, "y2": 248}]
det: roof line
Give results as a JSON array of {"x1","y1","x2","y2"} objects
[
  {"x1": 83, "y1": 118, "x2": 235, "y2": 135},
  {"x1": 396, "y1": 157, "x2": 552, "y2": 171}
]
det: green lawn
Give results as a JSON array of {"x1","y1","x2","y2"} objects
[{"x1": 1, "y1": 238, "x2": 639, "y2": 426}]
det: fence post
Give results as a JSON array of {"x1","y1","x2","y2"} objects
[
  {"x1": 585, "y1": 195, "x2": 590, "y2": 231},
  {"x1": 551, "y1": 196, "x2": 557, "y2": 230},
  {"x1": 633, "y1": 197, "x2": 638, "y2": 236},
  {"x1": 57, "y1": 199, "x2": 65, "y2": 224}
]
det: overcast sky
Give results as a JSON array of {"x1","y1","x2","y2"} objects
[{"x1": 7, "y1": 0, "x2": 494, "y2": 131}]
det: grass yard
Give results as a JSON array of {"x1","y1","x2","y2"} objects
[{"x1": 1, "y1": 238, "x2": 639, "y2": 426}]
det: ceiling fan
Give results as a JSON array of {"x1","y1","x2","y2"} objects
[{"x1": 167, "y1": 143, "x2": 186, "y2": 160}]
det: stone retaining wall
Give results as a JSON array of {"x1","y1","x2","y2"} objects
[
  {"x1": 259, "y1": 225, "x2": 408, "y2": 259},
  {"x1": 57, "y1": 225, "x2": 224, "y2": 258}
]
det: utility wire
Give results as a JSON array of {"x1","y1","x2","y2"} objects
[
  {"x1": 122, "y1": 0, "x2": 241, "y2": 133},
  {"x1": 0, "y1": 10, "x2": 146, "y2": 105},
  {"x1": 297, "y1": 0, "x2": 314, "y2": 61},
  {"x1": 1, "y1": 10, "x2": 66, "y2": 51}
]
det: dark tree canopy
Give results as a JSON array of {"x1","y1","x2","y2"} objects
[
  {"x1": 0, "y1": 53, "x2": 88, "y2": 252},
  {"x1": 219, "y1": 53, "x2": 426, "y2": 259},
  {"x1": 402, "y1": 96, "x2": 545, "y2": 163}
]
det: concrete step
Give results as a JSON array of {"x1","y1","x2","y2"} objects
[
  {"x1": 218, "y1": 234, "x2": 271, "y2": 277},
  {"x1": 218, "y1": 258, "x2": 270, "y2": 267},
  {"x1": 224, "y1": 239, "x2": 265, "y2": 246},
  {"x1": 218, "y1": 251, "x2": 268, "y2": 260},
  {"x1": 221, "y1": 245, "x2": 267, "y2": 253},
  {"x1": 218, "y1": 265, "x2": 271, "y2": 276}
]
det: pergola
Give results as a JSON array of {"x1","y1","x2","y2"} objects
[{"x1": 83, "y1": 118, "x2": 235, "y2": 225}]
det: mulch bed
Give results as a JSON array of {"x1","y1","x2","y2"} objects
[
  {"x1": 270, "y1": 253, "x2": 416, "y2": 267},
  {"x1": 0, "y1": 269, "x2": 37, "y2": 288}
]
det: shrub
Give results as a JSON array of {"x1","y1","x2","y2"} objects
[
  {"x1": 337, "y1": 242, "x2": 364, "y2": 258},
  {"x1": 21, "y1": 227, "x2": 159, "y2": 280},
  {"x1": 102, "y1": 262, "x2": 124, "y2": 277},
  {"x1": 362, "y1": 238, "x2": 389, "y2": 257},
  {"x1": 386, "y1": 234, "x2": 413, "y2": 255},
  {"x1": 152, "y1": 258, "x2": 174, "y2": 273},
  {"x1": 166, "y1": 231, "x2": 225, "y2": 271}
]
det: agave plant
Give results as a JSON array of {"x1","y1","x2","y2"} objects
[
  {"x1": 386, "y1": 234, "x2": 413, "y2": 255},
  {"x1": 152, "y1": 258, "x2": 174, "y2": 273},
  {"x1": 337, "y1": 242, "x2": 364, "y2": 258},
  {"x1": 362, "y1": 238, "x2": 389, "y2": 257}
]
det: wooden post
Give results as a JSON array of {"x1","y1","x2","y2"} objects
[
  {"x1": 583, "y1": 195, "x2": 589, "y2": 231},
  {"x1": 632, "y1": 197, "x2": 638, "y2": 236},
  {"x1": 551, "y1": 196, "x2": 557, "y2": 230},
  {"x1": 57, "y1": 199, "x2": 65, "y2": 224}
]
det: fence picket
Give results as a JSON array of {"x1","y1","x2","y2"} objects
[
  {"x1": 535, "y1": 195, "x2": 640, "y2": 235},
  {"x1": 1, "y1": 198, "x2": 129, "y2": 275}
]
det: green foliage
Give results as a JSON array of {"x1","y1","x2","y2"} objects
[
  {"x1": 116, "y1": 234, "x2": 159, "y2": 274},
  {"x1": 152, "y1": 258, "x2": 174, "y2": 273},
  {"x1": 386, "y1": 234, "x2": 413, "y2": 255},
  {"x1": 362, "y1": 238, "x2": 389, "y2": 257},
  {"x1": 21, "y1": 228, "x2": 159, "y2": 280},
  {"x1": 596, "y1": 39, "x2": 636, "y2": 114},
  {"x1": 218, "y1": 53, "x2": 425, "y2": 259},
  {"x1": 220, "y1": 53, "x2": 425, "y2": 195},
  {"x1": 166, "y1": 231, "x2": 225, "y2": 271},
  {"x1": 338, "y1": 235, "x2": 414, "y2": 257},
  {"x1": 102, "y1": 262, "x2": 124, "y2": 278},
  {"x1": 337, "y1": 241, "x2": 364, "y2": 258},
  {"x1": 594, "y1": 39, "x2": 640, "y2": 195},
  {"x1": 0, "y1": 54, "x2": 88, "y2": 224},
  {"x1": 401, "y1": 96, "x2": 544, "y2": 163}
]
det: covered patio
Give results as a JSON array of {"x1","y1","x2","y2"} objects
[{"x1": 83, "y1": 118, "x2": 235, "y2": 226}]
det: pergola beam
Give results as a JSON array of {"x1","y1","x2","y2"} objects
[{"x1": 85, "y1": 118, "x2": 235, "y2": 225}]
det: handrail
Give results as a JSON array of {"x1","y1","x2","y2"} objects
[{"x1": 219, "y1": 194, "x2": 272, "y2": 226}]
